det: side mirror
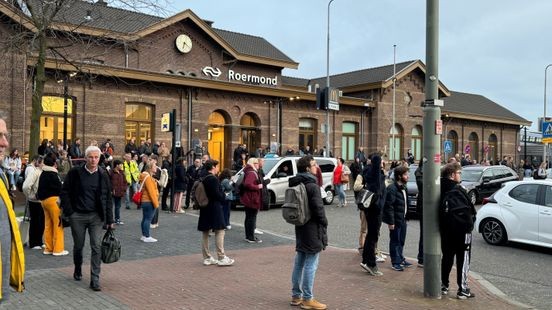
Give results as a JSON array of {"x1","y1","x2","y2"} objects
[{"x1": 482, "y1": 176, "x2": 491, "y2": 183}]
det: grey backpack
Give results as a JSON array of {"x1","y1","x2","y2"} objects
[{"x1": 282, "y1": 183, "x2": 310, "y2": 226}]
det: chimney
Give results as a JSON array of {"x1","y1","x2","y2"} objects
[{"x1": 96, "y1": 0, "x2": 108, "y2": 6}]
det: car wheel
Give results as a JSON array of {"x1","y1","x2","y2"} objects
[
  {"x1": 481, "y1": 218, "x2": 508, "y2": 245},
  {"x1": 323, "y1": 188, "x2": 334, "y2": 205},
  {"x1": 468, "y1": 190, "x2": 477, "y2": 205}
]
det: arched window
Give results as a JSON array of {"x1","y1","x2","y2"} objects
[
  {"x1": 447, "y1": 130, "x2": 459, "y2": 159},
  {"x1": 240, "y1": 113, "x2": 260, "y2": 156},
  {"x1": 468, "y1": 132, "x2": 479, "y2": 162},
  {"x1": 389, "y1": 124, "x2": 404, "y2": 161},
  {"x1": 488, "y1": 134, "x2": 498, "y2": 163},
  {"x1": 299, "y1": 118, "x2": 317, "y2": 154},
  {"x1": 342, "y1": 122, "x2": 357, "y2": 161},
  {"x1": 411, "y1": 125, "x2": 422, "y2": 161},
  {"x1": 125, "y1": 103, "x2": 153, "y2": 144}
]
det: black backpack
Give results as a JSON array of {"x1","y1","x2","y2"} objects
[{"x1": 439, "y1": 190, "x2": 474, "y2": 234}]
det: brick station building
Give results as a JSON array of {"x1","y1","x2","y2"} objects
[{"x1": 0, "y1": 1, "x2": 530, "y2": 169}]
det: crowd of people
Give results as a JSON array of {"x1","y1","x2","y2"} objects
[{"x1": 0, "y1": 129, "x2": 526, "y2": 308}]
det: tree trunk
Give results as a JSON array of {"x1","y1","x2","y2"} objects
[{"x1": 28, "y1": 31, "x2": 46, "y2": 158}]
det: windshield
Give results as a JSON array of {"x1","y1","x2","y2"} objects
[
  {"x1": 462, "y1": 169, "x2": 482, "y2": 182},
  {"x1": 261, "y1": 159, "x2": 279, "y2": 173}
]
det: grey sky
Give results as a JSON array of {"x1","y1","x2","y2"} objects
[{"x1": 167, "y1": 1, "x2": 552, "y2": 130}]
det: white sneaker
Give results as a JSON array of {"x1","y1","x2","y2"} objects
[
  {"x1": 53, "y1": 250, "x2": 69, "y2": 256},
  {"x1": 31, "y1": 246, "x2": 43, "y2": 250},
  {"x1": 140, "y1": 236, "x2": 146, "y2": 241},
  {"x1": 176, "y1": 210, "x2": 186, "y2": 214},
  {"x1": 150, "y1": 224, "x2": 159, "y2": 229},
  {"x1": 203, "y1": 257, "x2": 218, "y2": 266},
  {"x1": 254, "y1": 228, "x2": 264, "y2": 235},
  {"x1": 376, "y1": 256, "x2": 386, "y2": 263},
  {"x1": 217, "y1": 256, "x2": 234, "y2": 266},
  {"x1": 143, "y1": 237, "x2": 158, "y2": 243},
  {"x1": 225, "y1": 225, "x2": 232, "y2": 230}
]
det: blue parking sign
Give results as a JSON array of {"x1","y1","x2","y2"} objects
[{"x1": 444, "y1": 140, "x2": 452, "y2": 154}]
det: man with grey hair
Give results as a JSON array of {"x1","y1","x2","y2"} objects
[
  {"x1": 61, "y1": 145, "x2": 114, "y2": 291},
  {"x1": 0, "y1": 113, "x2": 24, "y2": 302}
]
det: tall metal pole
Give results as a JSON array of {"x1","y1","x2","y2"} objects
[
  {"x1": 391, "y1": 44, "x2": 396, "y2": 160},
  {"x1": 325, "y1": 0, "x2": 335, "y2": 158},
  {"x1": 423, "y1": 0, "x2": 441, "y2": 298},
  {"x1": 544, "y1": 64, "x2": 552, "y2": 164},
  {"x1": 63, "y1": 76, "x2": 68, "y2": 151}
]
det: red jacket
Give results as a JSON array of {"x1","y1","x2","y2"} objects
[
  {"x1": 240, "y1": 165, "x2": 262, "y2": 210},
  {"x1": 333, "y1": 164, "x2": 343, "y2": 185}
]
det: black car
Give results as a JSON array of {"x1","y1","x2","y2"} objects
[{"x1": 460, "y1": 165, "x2": 519, "y2": 205}]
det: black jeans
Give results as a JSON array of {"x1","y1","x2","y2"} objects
[
  {"x1": 28, "y1": 200, "x2": 45, "y2": 248},
  {"x1": 161, "y1": 180, "x2": 171, "y2": 210},
  {"x1": 441, "y1": 233, "x2": 472, "y2": 290},
  {"x1": 185, "y1": 182, "x2": 193, "y2": 208},
  {"x1": 70, "y1": 212, "x2": 103, "y2": 283},
  {"x1": 244, "y1": 207, "x2": 258, "y2": 240},
  {"x1": 417, "y1": 215, "x2": 424, "y2": 264},
  {"x1": 362, "y1": 206, "x2": 382, "y2": 267}
]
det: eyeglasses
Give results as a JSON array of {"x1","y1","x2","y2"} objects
[{"x1": 0, "y1": 132, "x2": 10, "y2": 140}]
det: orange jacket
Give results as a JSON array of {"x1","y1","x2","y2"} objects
[{"x1": 139, "y1": 172, "x2": 159, "y2": 208}]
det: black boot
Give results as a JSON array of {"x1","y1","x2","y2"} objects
[{"x1": 73, "y1": 265, "x2": 82, "y2": 281}]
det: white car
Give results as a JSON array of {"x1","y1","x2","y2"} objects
[{"x1": 475, "y1": 179, "x2": 552, "y2": 248}]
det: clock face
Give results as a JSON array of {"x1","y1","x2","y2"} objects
[{"x1": 175, "y1": 34, "x2": 192, "y2": 53}]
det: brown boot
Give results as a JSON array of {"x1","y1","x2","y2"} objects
[
  {"x1": 300, "y1": 299, "x2": 327, "y2": 310},
  {"x1": 290, "y1": 297, "x2": 303, "y2": 306}
]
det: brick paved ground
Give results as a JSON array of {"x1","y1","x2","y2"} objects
[{"x1": 1, "y1": 195, "x2": 525, "y2": 309}]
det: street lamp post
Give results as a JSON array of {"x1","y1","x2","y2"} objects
[
  {"x1": 62, "y1": 76, "x2": 69, "y2": 151},
  {"x1": 391, "y1": 44, "x2": 397, "y2": 160},
  {"x1": 544, "y1": 64, "x2": 552, "y2": 164},
  {"x1": 325, "y1": 0, "x2": 335, "y2": 158}
]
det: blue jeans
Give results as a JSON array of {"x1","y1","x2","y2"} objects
[
  {"x1": 113, "y1": 197, "x2": 122, "y2": 222},
  {"x1": 125, "y1": 182, "x2": 138, "y2": 208},
  {"x1": 335, "y1": 184, "x2": 345, "y2": 205},
  {"x1": 223, "y1": 200, "x2": 231, "y2": 226},
  {"x1": 141, "y1": 202, "x2": 155, "y2": 237},
  {"x1": 389, "y1": 221, "x2": 407, "y2": 265},
  {"x1": 291, "y1": 251, "x2": 320, "y2": 300}
]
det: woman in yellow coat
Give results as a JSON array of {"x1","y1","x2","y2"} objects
[{"x1": 139, "y1": 163, "x2": 159, "y2": 243}]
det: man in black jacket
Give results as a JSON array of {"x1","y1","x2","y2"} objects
[
  {"x1": 289, "y1": 155, "x2": 328, "y2": 310},
  {"x1": 61, "y1": 145, "x2": 114, "y2": 292},
  {"x1": 383, "y1": 165, "x2": 411, "y2": 271},
  {"x1": 440, "y1": 162, "x2": 477, "y2": 299}
]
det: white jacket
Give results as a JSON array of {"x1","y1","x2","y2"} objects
[{"x1": 22, "y1": 165, "x2": 42, "y2": 202}]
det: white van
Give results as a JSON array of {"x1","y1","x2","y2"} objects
[{"x1": 232, "y1": 156, "x2": 337, "y2": 208}]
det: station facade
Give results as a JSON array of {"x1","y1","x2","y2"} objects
[{"x1": 0, "y1": 1, "x2": 530, "y2": 169}]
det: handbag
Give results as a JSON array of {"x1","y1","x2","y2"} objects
[
  {"x1": 101, "y1": 228, "x2": 121, "y2": 264},
  {"x1": 340, "y1": 172, "x2": 349, "y2": 184},
  {"x1": 355, "y1": 188, "x2": 374, "y2": 210},
  {"x1": 132, "y1": 175, "x2": 149, "y2": 205},
  {"x1": 59, "y1": 213, "x2": 71, "y2": 228}
]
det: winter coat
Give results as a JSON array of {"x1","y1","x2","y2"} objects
[
  {"x1": 197, "y1": 173, "x2": 226, "y2": 231},
  {"x1": 289, "y1": 173, "x2": 328, "y2": 254},
  {"x1": 36, "y1": 165, "x2": 62, "y2": 200},
  {"x1": 361, "y1": 155, "x2": 386, "y2": 211},
  {"x1": 382, "y1": 182, "x2": 408, "y2": 225},
  {"x1": 440, "y1": 177, "x2": 477, "y2": 238},
  {"x1": 415, "y1": 164, "x2": 424, "y2": 215},
  {"x1": 139, "y1": 172, "x2": 159, "y2": 208},
  {"x1": 174, "y1": 164, "x2": 187, "y2": 192},
  {"x1": 240, "y1": 165, "x2": 262, "y2": 210},
  {"x1": 60, "y1": 165, "x2": 114, "y2": 224},
  {"x1": 109, "y1": 169, "x2": 127, "y2": 198},
  {"x1": 0, "y1": 178, "x2": 24, "y2": 300},
  {"x1": 22, "y1": 165, "x2": 42, "y2": 202}
]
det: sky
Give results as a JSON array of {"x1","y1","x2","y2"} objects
[{"x1": 162, "y1": 0, "x2": 552, "y2": 131}]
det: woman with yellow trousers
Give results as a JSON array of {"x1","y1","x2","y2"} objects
[{"x1": 36, "y1": 153, "x2": 67, "y2": 256}]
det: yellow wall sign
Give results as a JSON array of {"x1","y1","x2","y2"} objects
[
  {"x1": 161, "y1": 112, "x2": 171, "y2": 132},
  {"x1": 542, "y1": 137, "x2": 552, "y2": 144}
]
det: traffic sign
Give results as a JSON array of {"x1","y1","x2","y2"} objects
[
  {"x1": 444, "y1": 140, "x2": 452, "y2": 154},
  {"x1": 161, "y1": 112, "x2": 172, "y2": 132},
  {"x1": 464, "y1": 144, "x2": 471, "y2": 154}
]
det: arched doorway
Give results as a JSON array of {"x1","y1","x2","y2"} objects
[
  {"x1": 488, "y1": 134, "x2": 498, "y2": 163},
  {"x1": 389, "y1": 124, "x2": 404, "y2": 161},
  {"x1": 240, "y1": 113, "x2": 261, "y2": 156},
  {"x1": 208, "y1": 110, "x2": 230, "y2": 170},
  {"x1": 411, "y1": 125, "x2": 422, "y2": 162},
  {"x1": 447, "y1": 130, "x2": 459, "y2": 160},
  {"x1": 299, "y1": 118, "x2": 317, "y2": 154},
  {"x1": 468, "y1": 132, "x2": 479, "y2": 162}
]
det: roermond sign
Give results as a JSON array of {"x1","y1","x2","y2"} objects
[{"x1": 228, "y1": 70, "x2": 277, "y2": 86}]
